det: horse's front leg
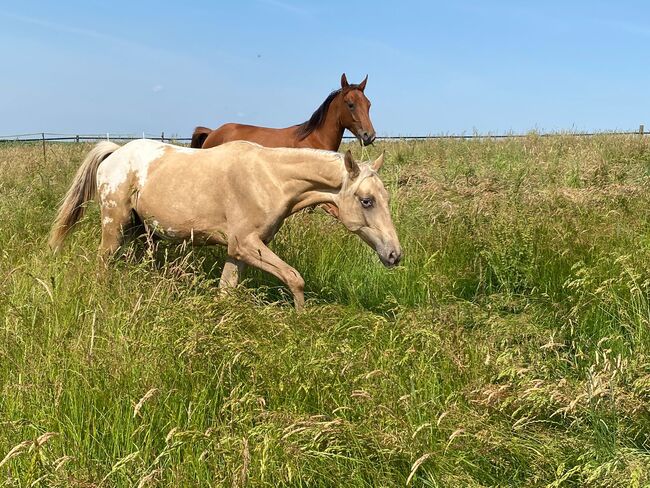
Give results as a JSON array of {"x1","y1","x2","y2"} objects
[
  {"x1": 219, "y1": 257, "x2": 246, "y2": 288},
  {"x1": 229, "y1": 235, "x2": 305, "y2": 311}
]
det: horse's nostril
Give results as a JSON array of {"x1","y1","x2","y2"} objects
[
  {"x1": 361, "y1": 132, "x2": 374, "y2": 146},
  {"x1": 363, "y1": 133, "x2": 376, "y2": 145}
]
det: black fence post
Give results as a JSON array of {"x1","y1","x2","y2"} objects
[
  {"x1": 41, "y1": 132, "x2": 46, "y2": 165},
  {"x1": 161, "y1": 131, "x2": 165, "y2": 142},
  {"x1": 640, "y1": 124, "x2": 645, "y2": 136}
]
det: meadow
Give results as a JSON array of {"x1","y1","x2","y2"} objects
[{"x1": 1, "y1": 135, "x2": 650, "y2": 487}]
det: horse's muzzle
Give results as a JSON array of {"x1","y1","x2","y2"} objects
[
  {"x1": 380, "y1": 248, "x2": 402, "y2": 268},
  {"x1": 360, "y1": 131, "x2": 376, "y2": 146}
]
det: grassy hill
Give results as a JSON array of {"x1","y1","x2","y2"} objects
[{"x1": 1, "y1": 136, "x2": 650, "y2": 486}]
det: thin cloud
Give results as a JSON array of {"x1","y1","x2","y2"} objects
[
  {"x1": 257, "y1": 0, "x2": 312, "y2": 16},
  {"x1": 152, "y1": 84, "x2": 164, "y2": 93},
  {"x1": 0, "y1": 11, "x2": 163, "y2": 54},
  {"x1": 1, "y1": 10, "x2": 253, "y2": 66},
  {"x1": 593, "y1": 18, "x2": 650, "y2": 38}
]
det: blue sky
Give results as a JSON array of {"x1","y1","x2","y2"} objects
[{"x1": 1, "y1": 1, "x2": 649, "y2": 137}]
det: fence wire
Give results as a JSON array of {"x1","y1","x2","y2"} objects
[{"x1": 0, "y1": 129, "x2": 648, "y2": 143}]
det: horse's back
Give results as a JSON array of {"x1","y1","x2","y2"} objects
[
  {"x1": 121, "y1": 140, "x2": 263, "y2": 192},
  {"x1": 132, "y1": 141, "x2": 289, "y2": 244},
  {"x1": 96, "y1": 139, "x2": 335, "y2": 244},
  {"x1": 202, "y1": 123, "x2": 298, "y2": 149}
]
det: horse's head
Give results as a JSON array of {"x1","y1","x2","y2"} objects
[
  {"x1": 336, "y1": 150, "x2": 402, "y2": 267},
  {"x1": 339, "y1": 73, "x2": 376, "y2": 146}
]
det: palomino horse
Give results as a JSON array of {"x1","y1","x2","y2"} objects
[
  {"x1": 191, "y1": 74, "x2": 376, "y2": 150},
  {"x1": 49, "y1": 140, "x2": 401, "y2": 310}
]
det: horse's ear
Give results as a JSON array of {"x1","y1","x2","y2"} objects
[
  {"x1": 341, "y1": 73, "x2": 350, "y2": 89},
  {"x1": 358, "y1": 75, "x2": 368, "y2": 92},
  {"x1": 372, "y1": 151, "x2": 385, "y2": 171},
  {"x1": 344, "y1": 150, "x2": 360, "y2": 179}
]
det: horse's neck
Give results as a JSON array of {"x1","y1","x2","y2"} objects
[
  {"x1": 302, "y1": 98, "x2": 344, "y2": 151},
  {"x1": 276, "y1": 153, "x2": 344, "y2": 213}
]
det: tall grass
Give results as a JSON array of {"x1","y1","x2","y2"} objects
[{"x1": 1, "y1": 136, "x2": 650, "y2": 486}]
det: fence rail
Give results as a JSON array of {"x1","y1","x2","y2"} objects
[{"x1": 0, "y1": 127, "x2": 648, "y2": 143}]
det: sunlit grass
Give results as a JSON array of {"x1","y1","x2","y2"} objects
[{"x1": 1, "y1": 136, "x2": 650, "y2": 486}]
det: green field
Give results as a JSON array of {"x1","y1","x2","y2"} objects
[{"x1": 1, "y1": 136, "x2": 650, "y2": 487}]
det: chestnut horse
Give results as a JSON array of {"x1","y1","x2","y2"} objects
[
  {"x1": 191, "y1": 74, "x2": 376, "y2": 150},
  {"x1": 49, "y1": 140, "x2": 401, "y2": 310}
]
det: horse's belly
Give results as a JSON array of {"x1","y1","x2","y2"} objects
[
  {"x1": 135, "y1": 185, "x2": 228, "y2": 246},
  {"x1": 141, "y1": 215, "x2": 226, "y2": 245}
]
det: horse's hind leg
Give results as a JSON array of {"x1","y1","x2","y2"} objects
[
  {"x1": 126, "y1": 211, "x2": 161, "y2": 261},
  {"x1": 98, "y1": 199, "x2": 132, "y2": 265}
]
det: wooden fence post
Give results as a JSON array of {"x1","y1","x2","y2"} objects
[{"x1": 640, "y1": 124, "x2": 645, "y2": 136}]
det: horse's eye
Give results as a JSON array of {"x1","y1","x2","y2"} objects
[
  {"x1": 347, "y1": 102, "x2": 355, "y2": 110},
  {"x1": 360, "y1": 197, "x2": 374, "y2": 208}
]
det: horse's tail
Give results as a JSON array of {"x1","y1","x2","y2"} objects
[
  {"x1": 49, "y1": 141, "x2": 120, "y2": 252},
  {"x1": 191, "y1": 126, "x2": 212, "y2": 148}
]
